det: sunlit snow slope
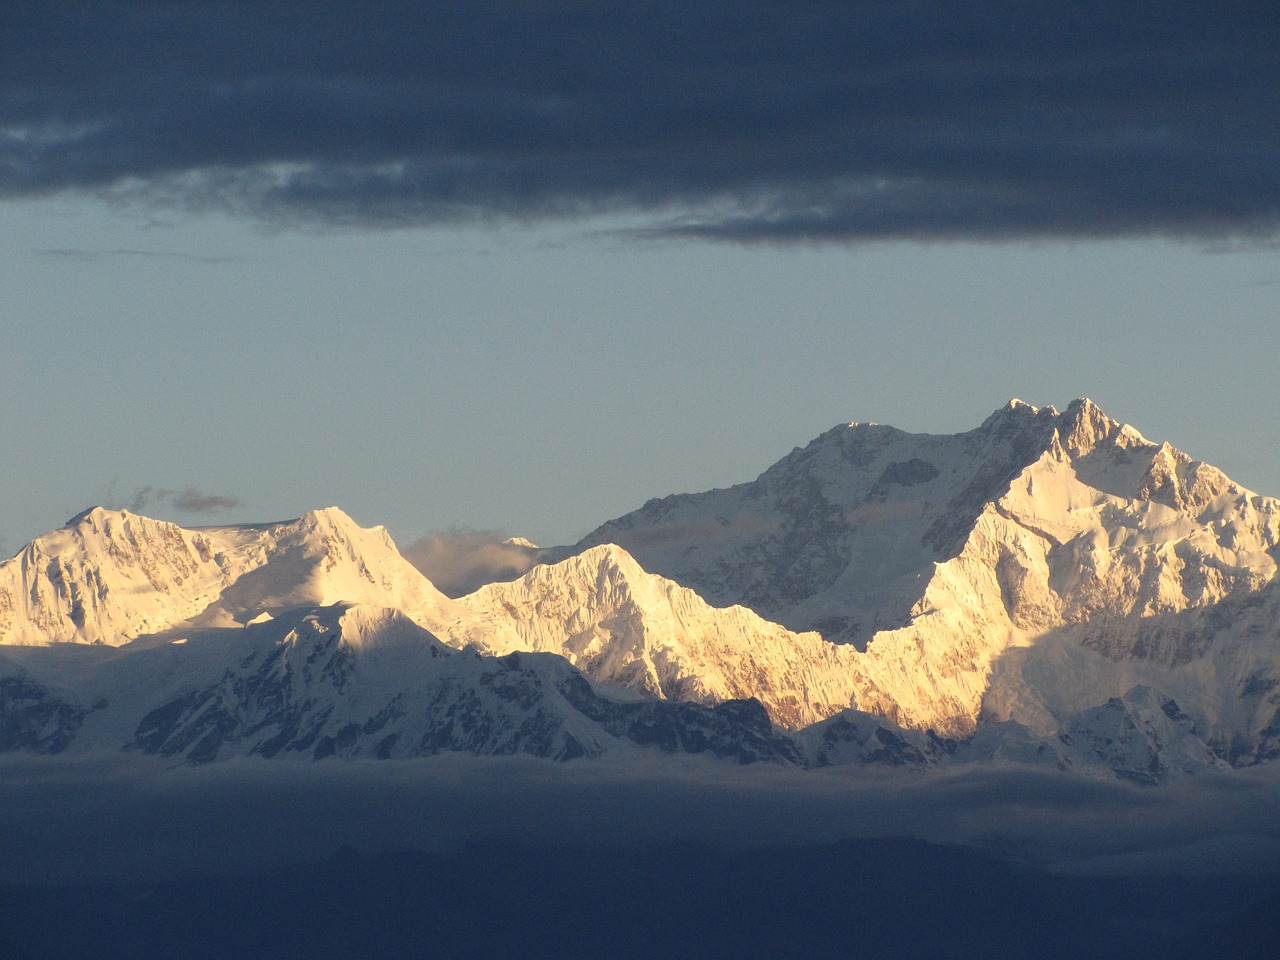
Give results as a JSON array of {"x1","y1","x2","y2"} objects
[{"x1": 461, "y1": 544, "x2": 862, "y2": 729}]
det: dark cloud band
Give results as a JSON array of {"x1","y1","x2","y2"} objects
[{"x1": 2, "y1": 1, "x2": 1276, "y2": 241}]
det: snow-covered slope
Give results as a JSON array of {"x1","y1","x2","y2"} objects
[
  {"x1": 460, "y1": 544, "x2": 863, "y2": 729},
  {"x1": 1054, "y1": 685, "x2": 1229, "y2": 784},
  {"x1": 0, "y1": 603, "x2": 800, "y2": 765},
  {"x1": 0, "y1": 507, "x2": 809, "y2": 757}
]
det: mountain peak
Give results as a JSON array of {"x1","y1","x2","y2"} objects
[
  {"x1": 0, "y1": 504, "x2": 465, "y2": 648},
  {"x1": 974, "y1": 397, "x2": 1154, "y2": 461},
  {"x1": 63, "y1": 505, "x2": 163, "y2": 530},
  {"x1": 1005, "y1": 397, "x2": 1045, "y2": 415},
  {"x1": 65, "y1": 505, "x2": 110, "y2": 527},
  {"x1": 462, "y1": 541, "x2": 863, "y2": 728},
  {"x1": 1064, "y1": 396, "x2": 1101, "y2": 414},
  {"x1": 298, "y1": 505, "x2": 359, "y2": 529},
  {"x1": 1057, "y1": 397, "x2": 1120, "y2": 456},
  {"x1": 5, "y1": 399, "x2": 1280, "y2": 779},
  {"x1": 978, "y1": 397, "x2": 1060, "y2": 436}
]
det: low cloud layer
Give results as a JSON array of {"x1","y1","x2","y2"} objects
[
  {"x1": 2, "y1": 754, "x2": 1278, "y2": 885},
  {"x1": 402, "y1": 527, "x2": 541, "y2": 597},
  {"x1": 2, "y1": 2, "x2": 1276, "y2": 242}
]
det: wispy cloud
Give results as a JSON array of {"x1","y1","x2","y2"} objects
[
  {"x1": 1, "y1": 2, "x2": 1275, "y2": 243},
  {"x1": 33, "y1": 247, "x2": 244, "y2": 263},
  {"x1": 128, "y1": 486, "x2": 241, "y2": 515}
]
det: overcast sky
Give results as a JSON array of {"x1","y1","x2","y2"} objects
[{"x1": 2, "y1": 1, "x2": 1277, "y2": 553}]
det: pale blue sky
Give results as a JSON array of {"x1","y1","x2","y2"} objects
[
  {"x1": 3, "y1": 193, "x2": 1277, "y2": 555},
  {"x1": 3, "y1": 3, "x2": 1276, "y2": 555}
]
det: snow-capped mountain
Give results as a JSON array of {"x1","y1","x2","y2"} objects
[
  {"x1": 568, "y1": 399, "x2": 1076, "y2": 645},
  {"x1": 566, "y1": 399, "x2": 1280, "y2": 753},
  {"x1": 0, "y1": 504, "x2": 549, "y2": 661},
  {"x1": 0, "y1": 506, "x2": 479, "y2": 646},
  {"x1": 0, "y1": 508, "x2": 804, "y2": 764},
  {"x1": 2, "y1": 398, "x2": 1277, "y2": 778}
]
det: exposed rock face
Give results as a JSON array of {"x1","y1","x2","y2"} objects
[{"x1": 0, "y1": 674, "x2": 85, "y2": 753}]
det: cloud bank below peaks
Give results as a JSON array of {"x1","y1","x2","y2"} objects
[
  {"x1": 3, "y1": 754, "x2": 1280, "y2": 885},
  {"x1": 2, "y1": 1, "x2": 1277, "y2": 242}
]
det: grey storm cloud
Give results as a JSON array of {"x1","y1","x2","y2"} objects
[{"x1": 1, "y1": 1, "x2": 1277, "y2": 242}]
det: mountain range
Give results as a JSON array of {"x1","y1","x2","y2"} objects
[{"x1": 3, "y1": 399, "x2": 1277, "y2": 782}]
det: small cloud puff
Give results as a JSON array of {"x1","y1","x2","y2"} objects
[{"x1": 403, "y1": 527, "x2": 542, "y2": 597}]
